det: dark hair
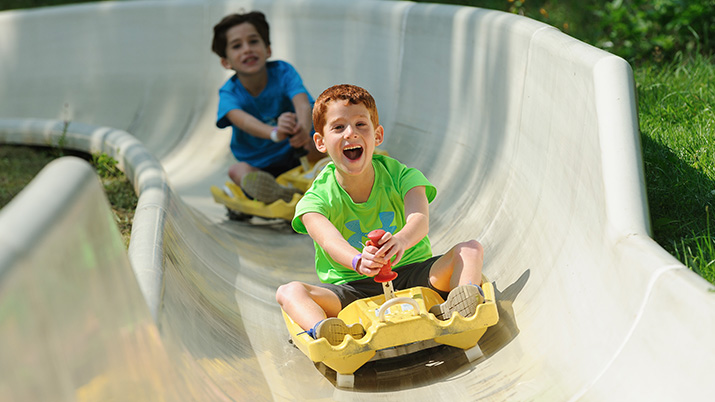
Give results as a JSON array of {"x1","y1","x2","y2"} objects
[
  {"x1": 211, "y1": 11, "x2": 270, "y2": 58},
  {"x1": 313, "y1": 84, "x2": 379, "y2": 134}
]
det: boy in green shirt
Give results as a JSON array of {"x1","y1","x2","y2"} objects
[{"x1": 276, "y1": 84, "x2": 485, "y2": 345}]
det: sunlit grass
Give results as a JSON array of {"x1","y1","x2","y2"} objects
[
  {"x1": 635, "y1": 52, "x2": 715, "y2": 282},
  {"x1": 675, "y1": 207, "x2": 715, "y2": 284}
]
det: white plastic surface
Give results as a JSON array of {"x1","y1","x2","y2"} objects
[
  {"x1": 377, "y1": 296, "x2": 420, "y2": 321},
  {"x1": 1, "y1": 0, "x2": 714, "y2": 400}
]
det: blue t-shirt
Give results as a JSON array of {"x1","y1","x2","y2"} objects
[
  {"x1": 292, "y1": 154, "x2": 437, "y2": 284},
  {"x1": 216, "y1": 60, "x2": 313, "y2": 168}
]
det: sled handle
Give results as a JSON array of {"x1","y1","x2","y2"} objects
[
  {"x1": 366, "y1": 229, "x2": 398, "y2": 283},
  {"x1": 377, "y1": 297, "x2": 420, "y2": 322}
]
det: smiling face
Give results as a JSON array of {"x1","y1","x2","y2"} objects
[
  {"x1": 220, "y1": 22, "x2": 271, "y2": 77},
  {"x1": 314, "y1": 100, "x2": 384, "y2": 181}
]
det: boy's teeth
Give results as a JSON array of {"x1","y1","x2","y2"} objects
[{"x1": 343, "y1": 145, "x2": 363, "y2": 161}]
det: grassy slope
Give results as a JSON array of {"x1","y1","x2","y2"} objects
[{"x1": 636, "y1": 53, "x2": 715, "y2": 282}]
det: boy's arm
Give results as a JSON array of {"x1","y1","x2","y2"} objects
[
  {"x1": 365, "y1": 186, "x2": 429, "y2": 267},
  {"x1": 224, "y1": 109, "x2": 276, "y2": 140},
  {"x1": 301, "y1": 212, "x2": 382, "y2": 277},
  {"x1": 292, "y1": 92, "x2": 313, "y2": 134},
  {"x1": 223, "y1": 93, "x2": 311, "y2": 145},
  {"x1": 288, "y1": 93, "x2": 313, "y2": 148},
  {"x1": 225, "y1": 108, "x2": 297, "y2": 141}
]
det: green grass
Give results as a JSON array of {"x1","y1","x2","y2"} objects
[
  {"x1": 90, "y1": 152, "x2": 137, "y2": 247},
  {"x1": 0, "y1": 146, "x2": 57, "y2": 205},
  {"x1": 0, "y1": 146, "x2": 137, "y2": 247},
  {"x1": 675, "y1": 207, "x2": 715, "y2": 284},
  {"x1": 636, "y1": 53, "x2": 715, "y2": 281}
]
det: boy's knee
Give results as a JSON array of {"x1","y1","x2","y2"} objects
[
  {"x1": 459, "y1": 239, "x2": 483, "y2": 261},
  {"x1": 228, "y1": 164, "x2": 242, "y2": 183},
  {"x1": 228, "y1": 162, "x2": 252, "y2": 183},
  {"x1": 275, "y1": 281, "x2": 306, "y2": 305}
]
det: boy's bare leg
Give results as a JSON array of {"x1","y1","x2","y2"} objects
[
  {"x1": 228, "y1": 162, "x2": 258, "y2": 186},
  {"x1": 276, "y1": 282, "x2": 343, "y2": 331},
  {"x1": 427, "y1": 240, "x2": 485, "y2": 320},
  {"x1": 428, "y1": 239, "x2": 484, "y2": 292}
]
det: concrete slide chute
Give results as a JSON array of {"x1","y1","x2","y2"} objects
[{"x1": 1, "y1": 1, "x2": 714, "y2": 400}]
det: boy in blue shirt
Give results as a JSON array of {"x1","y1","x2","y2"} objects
[
  {"x1": 276, "y1": 84, "x2": 485, "y2": 345},
  {"x1": 212, "y1": 12, "x2": 321, "y2": 204}
]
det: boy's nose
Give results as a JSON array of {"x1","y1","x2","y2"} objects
[{"x1": 344, "y1": 125, "x2": 357, "y2": 138}]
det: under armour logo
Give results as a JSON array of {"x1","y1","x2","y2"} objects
[{"x1": 345, "y1": 212, "x2": 397, "y2": 249}]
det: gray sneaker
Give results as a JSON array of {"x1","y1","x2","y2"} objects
[
  {"x1": 314, "y1": 317, "x2": 366, "y2": 346},
  {"x1": 240, "y1": 171, "x2": 300, "y2": 204},
  {"x1": 429, "y1": 284, "x2": 485, "y2": 320}
]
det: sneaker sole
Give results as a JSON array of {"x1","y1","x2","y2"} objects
[
  {"x1": 429, "y1": 285, "x2": 484, "y2": 320},
  {"x1": 241, "y1": 171, "x2": 298, "y2": 204},
  {"x1": 315, "y1": 318, "x2": 365, "y2": 346}
]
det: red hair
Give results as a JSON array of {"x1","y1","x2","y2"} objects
[{"x1": 312, "y1": 84, "x2": 379, "y2": 134}]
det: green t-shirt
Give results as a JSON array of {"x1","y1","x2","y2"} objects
[{"x1": 292, "y1": 154, "x2": 437, "y2": 284}]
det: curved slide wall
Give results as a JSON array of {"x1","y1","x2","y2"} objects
[{"x1": 1, "y1": 0, "x2": 714, "y2": 400}]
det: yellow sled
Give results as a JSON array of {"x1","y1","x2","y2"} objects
[
  {"x1": 282, "y1": 280, "x2": 498, "y2": 388},
  {"x1": 210, "y1": 157, "x2": 331, "y2": 221}
]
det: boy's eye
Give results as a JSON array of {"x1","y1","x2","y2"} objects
[{"x1": 332, "y1": 124, "x2": 344, "y2": 131}]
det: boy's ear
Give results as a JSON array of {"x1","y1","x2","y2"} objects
[
  {"x1": 314, "y1": 132, "x2": 327, "y2": 153},
  {"x1": 220, "y1": 57, "x2": 232, "y2": 70},
  {"x1": 374, "y1": 125, "x2": 385, "y2": 146},
  {"x1": 266, "y1": 45, "x2": 272, "y2": 59}
]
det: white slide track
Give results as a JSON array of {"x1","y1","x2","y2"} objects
[{"x1": 1, "y1": 1, "x2": 714, "y2": 400}]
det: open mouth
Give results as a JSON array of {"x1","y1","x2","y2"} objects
[{"x1": 343, "y1": 145, "x2": 363, "y2": 161}]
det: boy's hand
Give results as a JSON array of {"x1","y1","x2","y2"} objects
[
  {"x1": 277, "y1": 112, "x2": 311, "y2": 148},
  {"x1": 360, "y1": 232, "x2": 406, "y2": 275},
  {"x1": 276, "y1": 112, "x2": 296, "y2": 141},
  {"x1": 289, "y1": 129, "x2": 311, "y2": 149},
  {"x1": 355, "y1": 256, "x2": 382, "y2": 277}
]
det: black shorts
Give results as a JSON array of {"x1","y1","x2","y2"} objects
[
  {"x1": 316, "y1": 255, "x2": 450, "y2": 309},
  {"x1": 262, "y1": 150, "x2": 302, "y2": 177}
]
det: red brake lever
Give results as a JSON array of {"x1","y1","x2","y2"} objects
[{"x1": 366, "y1": 229, "x2": 398, "y2": 283}]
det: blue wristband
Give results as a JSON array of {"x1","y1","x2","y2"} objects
[{"x1": 352, "y1": 253, "x2": 362, "y2": 271}]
